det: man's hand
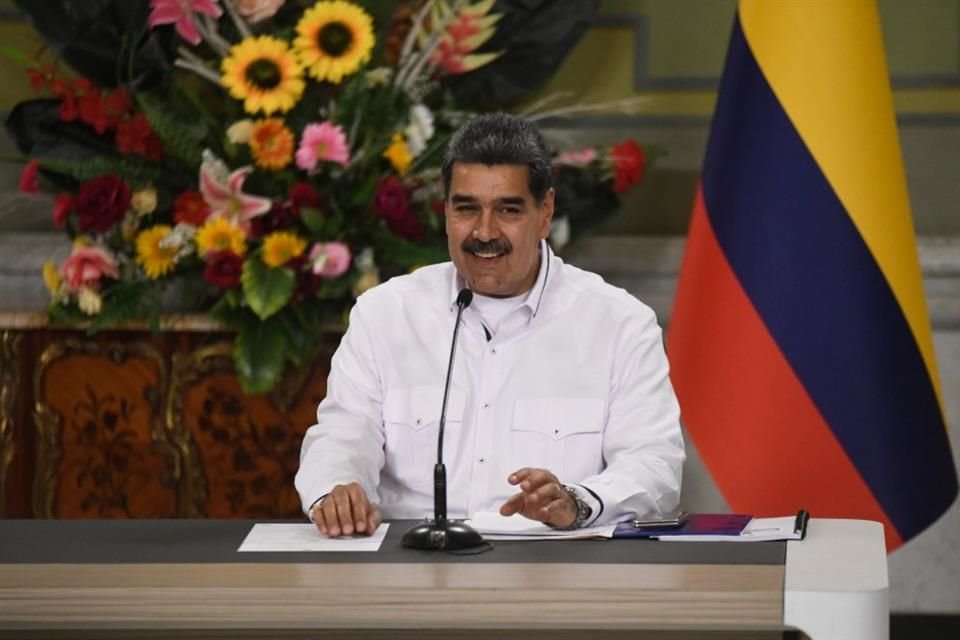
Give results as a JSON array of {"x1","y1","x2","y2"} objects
[
  {"x1": 309, "y1": 482, "x2": 382, "y2": 537},
  {"x1": 499, "y1": 468, "x2": 577, "y2": 528}
]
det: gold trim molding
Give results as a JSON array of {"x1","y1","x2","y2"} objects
[{"x1": 0, "y1": 330, "x2": 21, "y2": 517}]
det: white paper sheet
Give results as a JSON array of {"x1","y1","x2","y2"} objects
[
  {"x1": 238, "y1": 523, "x2": 389, "y2": 552},
  {"x1": 466, "y1": 511, "x2": 616, "y2": 540}
]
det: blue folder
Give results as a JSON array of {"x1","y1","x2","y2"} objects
[{"x1": 613, "y1": 513, "x2": 753, "y2": 538}]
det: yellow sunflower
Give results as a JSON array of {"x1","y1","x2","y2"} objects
[
  {"x1": 136, "y1": 225, "x2": 178, "y2": 280},
  {"x1": 294, "y1": 1, "x2": 375, "y2": 84},
  {"x1": 196, "y1": 217, "x2": 247, "y2": 257},
  {"x1": 222, "y1": 36, "x2": 305, "y2": 115},
  {"x1": 262, "y1": 231, "x2": 306, "y2": 268},
  {"x1": 249, "y1": 118, "x2": 295, "y2": 170}
]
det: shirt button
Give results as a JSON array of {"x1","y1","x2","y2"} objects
[
  {"x1": 490, "y1": 348, "x2": 497, "y2": 354},
  {"x1": 479, "y1": 457, "x2": 486, "y2": 464},
  {"x1": 482, "y1": 403, "x2": 490, "y2": 409}
]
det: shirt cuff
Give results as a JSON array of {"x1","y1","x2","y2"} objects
[{"x1": 571, "y1": 484, "x2": 603, "y2": 527}]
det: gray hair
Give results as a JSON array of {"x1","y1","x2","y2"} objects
[{"x1": 441, "y1": 112, "x2": 553, "y2": 203}]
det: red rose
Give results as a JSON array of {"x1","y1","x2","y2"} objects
[
  {"x1": 289, "y1": 255, "x2": 323, "y2": 302},
  {"x1": 172, "y1": 190, "x2": 210, "y2": 226},
  {"x1": 251, "y1": 201, "x2": 300, "y2": 237},
  {"x1": 374, "y1": 177, "x2": 424, "y2": 241},
  {"x1": 203, "y1": 251, "x2": 244, "y2": 289},
  {"x1": 74, "y1": 173, "x2": 132, "y2": 233},
  {"x1": 610, "y1": 139, "x2": 646, "y2": 193},
  {"x1": 288, "y1": 182, "x2": 324, "y2": 215},
  {"x1": 373, "y1": 176, "x2": 412, "y2": 221}
]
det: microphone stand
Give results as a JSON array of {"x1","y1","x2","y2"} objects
[{"x1": 401, "y1": 289, "x2": 484, "y2": 550}]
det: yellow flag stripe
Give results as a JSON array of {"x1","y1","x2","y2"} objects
[{"x1": 738, "y1": 0, "x2": 943, "y2": 408}]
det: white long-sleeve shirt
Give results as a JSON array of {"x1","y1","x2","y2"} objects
[{"x1": 295, "y1": 243, "x2": 685, "y2": 525}]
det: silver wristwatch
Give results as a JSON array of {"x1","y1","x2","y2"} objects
[{"x1": 562, "y1": 485, "x2": 593, "y2": 530}]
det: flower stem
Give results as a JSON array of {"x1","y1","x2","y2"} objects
[{"x1": 221, "y1": 0, "x2": 253, "y2": 40}]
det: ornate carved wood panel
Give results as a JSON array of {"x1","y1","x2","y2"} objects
[
  {"x1": 32, "y1": 338, "x2": 176, "y2": 518},
  {"x1": 0, "y1": 322, "x2": 340, "y2": 519},
  {"x1": 169, "y1": 342, "x2": 333, "y2": 518}
]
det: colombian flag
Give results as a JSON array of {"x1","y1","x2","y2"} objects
[{"x1": 668, "y1": 0, "x2": 957, "y2": 551}]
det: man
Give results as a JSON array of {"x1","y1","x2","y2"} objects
[{"x1": 296, "y1": 113, "x2": 685, "y2": 537}]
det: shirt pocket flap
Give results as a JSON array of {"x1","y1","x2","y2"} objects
[
  {"x1": 383, "y1": 386, "x2": 466, "y2": 430},
  {"x1": 512, "y1": 397, "x2": 605, "y2": 441}
]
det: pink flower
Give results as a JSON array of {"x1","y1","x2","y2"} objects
[
  {"x1": 18, "y1": 160, "x2": 39, "y2": 193},
  {"x1": 556, "y1": 148, "x2": 598, "y2": 167},
  {"x1": 59, "y1": 246, "x2": 119, "y2": 293},
  {"x1": 235, "y1": 0, "x2": 285, "y2": 24},
  {"x1": 199, "y1": 155, "x2": 272, "y2": 228},
  {"x1": 148, "y1": 0, "x2": 223, "y2": 46},
  {"x1": 309, "y1": 242, "x2": 351, "y2": 278},
  {"x1": 296, "y1": 122, "x2": 350, "y2": 173}
]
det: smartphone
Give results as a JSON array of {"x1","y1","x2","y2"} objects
[{"x1": 632, "y1": 509, "x2": 689, "y2": 529}]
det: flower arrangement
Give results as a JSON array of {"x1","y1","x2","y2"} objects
[{"x1": 9, "y1": 0, "x2": 649, "y2": 393}]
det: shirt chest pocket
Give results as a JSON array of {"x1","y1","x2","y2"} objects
[
  {"x1": 382, "y1": 386, "x2": 466, "y2": 488},
  {"x1": 510, "y1": 397, "x2": 606, "y2": 482}
]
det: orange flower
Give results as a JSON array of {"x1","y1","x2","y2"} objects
[{"x1": 249, "y1": 118, "x2": 295, "y2": 170}]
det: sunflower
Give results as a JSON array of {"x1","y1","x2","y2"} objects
[
  {"x1": 249, "y1": 118, "x2": 295, "y2": 170},
  {"x1": 222, "y1": 36, "x2": 305, "y2": 115},
  {"x1": 196, "y1": 217, "x2": 248, "y2": 257},
  {"x1": 262, "y1": 231, "x2": 306, "y2": 267},
  {"x1": 294, "y1": 1, "x2": 375, "y2": 84},
  {"x1": 136, "y1": 225, "x2": 178, "y2": 279}
]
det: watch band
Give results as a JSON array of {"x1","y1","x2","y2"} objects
[{"x1": 560, "y1": 485, "x2": 593, "y2": 530}]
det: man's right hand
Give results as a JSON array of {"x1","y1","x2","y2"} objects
[{"x1": 309, "y1": 482, "x2": 382, "y2": 537}]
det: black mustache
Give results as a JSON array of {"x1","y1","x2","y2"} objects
[{"x1": 462, "y1": 238, "x2": 512, "y2": 255}]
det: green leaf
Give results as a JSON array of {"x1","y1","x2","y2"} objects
[
  {"x1": 136, "y1": 89, "x2": 208, "y2": 170},
  {"x1": 0, "y1": 47, "x2": 31, "y2": 67},
  {"x1": 300, "y1": 206, "x2": 328, "y2": 236},
  {"x1": 234, "y1": 315, "x2": 288, "y2": 395},
  {"x1": 241, "y1": 258, "x2": 295, "y2": 320},
  {"x1": 87, "y1": 280, "x2": 152, "y2": 332},
  {"x1": 37, "y1": 155, "x2": 164, "y2": 184}
]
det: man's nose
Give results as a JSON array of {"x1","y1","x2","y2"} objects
[{"x1": 473, "y1": 210, "x2": 499, "y2": 241}]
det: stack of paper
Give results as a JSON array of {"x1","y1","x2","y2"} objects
[
  {"x1": 238, "y1": 523, "x2": 390, "y2": 551},
  {"x1": 467, "y1": 512, "x2": 616, "y2": 540}
]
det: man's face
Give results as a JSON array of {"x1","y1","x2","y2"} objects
[{"x1": 445, "y1": 163, "x2": 554, "y2": 298}]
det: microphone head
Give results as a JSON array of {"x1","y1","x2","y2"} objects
[{"x1": 456, "y1": 288, "x2": 473, "y2": 309}]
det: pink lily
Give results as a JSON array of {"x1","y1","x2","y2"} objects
[
  {"x1": 200, "y1": 158, "x2": 271, "y2": 228},
  {"x1": 148, "y1": 0, "x2": 223, "y2": 46}
]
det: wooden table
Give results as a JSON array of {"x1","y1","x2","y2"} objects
[{"x1": 0, "y1": 518, "x2": 887, "y2": 639}]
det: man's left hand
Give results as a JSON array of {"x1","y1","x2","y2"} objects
[{"x1": 499, "y1": 467, "x2": 576, "y2": 528}]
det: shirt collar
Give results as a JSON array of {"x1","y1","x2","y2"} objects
[{"x1": 448, "y1": 239, "x2": 553, "y2": 316}]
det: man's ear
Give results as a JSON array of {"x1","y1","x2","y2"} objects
[{"x1": 538, "y1": 188, "x2": 556, "y2": 239}]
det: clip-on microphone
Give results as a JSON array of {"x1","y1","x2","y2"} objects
[{"x1": 401, "y1": 288, "x2": 484, "y2": 550}]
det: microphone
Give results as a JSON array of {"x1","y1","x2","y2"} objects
[{"x1": 401, "y1": 288, "x2": 484, "y2": 550}]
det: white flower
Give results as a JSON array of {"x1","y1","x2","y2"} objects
[
  {"x1": 364, "y1": 67, "x2": 393, "y2": 88},
  {"x1": 226, "y1": 119, "x2": 254, "y2": 145},
  {"x1": 77, "y1": 287, "x2": 102, "y2": 316},
  {"x1": 404, "y1": 104, "x2": 435, "y2": 158},
  {"x1": 235, "y1": 0, "x2": 285, "y2": 24},
  {"x1": 160, "y1": 223, "x2": 198, "y2": 260},
  {"x1": 130, "y1": 186, "x2": 158, "y2": 216},
  {"x1": 352, "y1": 248, "x2": 380, "y2": 296},
  {"x1": 550, "y1": 216, "x2": 571, "y2": 250}
]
